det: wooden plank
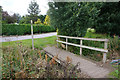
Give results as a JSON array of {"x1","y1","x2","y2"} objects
[
  {"x1": 56, "y1": 40, "x2": 108, "y2": 53},
  {"x1": 58, "y1": 35, "x2": 109, "y2": 42}
]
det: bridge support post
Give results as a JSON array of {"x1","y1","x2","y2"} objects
[
  {"x1": 66, "y1": 38, "x2": 68, "y2": 50},
  {"x1": 103, "y1": 41, "x2": 107, "y2": 63},
  {"x1": 57, "y1": 35, "x2": 58, "y2": 48},
  {"x1": 80, "y1": 40, "x2": 82, "y2": 55}
]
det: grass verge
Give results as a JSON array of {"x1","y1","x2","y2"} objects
[{"x1": 2, "y1": 36, "x2": 57, "y2": 49}]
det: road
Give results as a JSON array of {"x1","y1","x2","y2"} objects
[{"x1": 0, "y1": 32, "x2": 57, "y2": 42}]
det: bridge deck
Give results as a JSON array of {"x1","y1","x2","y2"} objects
[{"x1": 44, "y1": 46, "x2": 110, "y2": 78}]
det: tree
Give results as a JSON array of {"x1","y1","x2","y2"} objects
[
  {"x1": 19, "y1": 15, "x2": 30, "y2": 24},
  {"x1": 38, "y1": 15, "x2": 46, "y2": 23},
  {"x1": 0, "y1": 6, "x2": 2, "y2": 23},
  {"x1": 34, "y1": 19, "x2": 42, "y2": 24},
  {"x1": 48, "y1": 2, "x2": 101, "y2": 37},
  {"x1": 44, "y1": 15, "x2": 50, "y2": 25},
  {"x1": 0, "y1": 6, "x2": 2, "y2": 35},
  {"x1": 27, "y1": 0, "x2": 40, "y2": 23},
  {"x1": 95, "y1": 2, "x2": 120, "y2": 36},
  {"x1": 2, "y1": 9, "x2": 21, "y2": 24},
  {"x1": 12, "y1": 13, "x2": 21, "y2": 23}
]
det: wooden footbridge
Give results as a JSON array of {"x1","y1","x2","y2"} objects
[{"x1": 44, "y1": 35, "x2": 110, "y2": 78}]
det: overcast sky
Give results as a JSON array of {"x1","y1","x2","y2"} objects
[{"x1": 0, "y1": 0, "x2": 49, "y2": 16}]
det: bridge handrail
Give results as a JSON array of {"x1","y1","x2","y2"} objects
[{"x1": 56, "y1": 35, "x2": 109, "y2": 63}]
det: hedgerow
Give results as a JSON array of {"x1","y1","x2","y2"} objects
[{"x1": 2, "y1": 24, "x2": 55, "y2": 36}]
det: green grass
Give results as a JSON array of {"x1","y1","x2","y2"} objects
[
  {"x1": 2, "y1": 36, "x2": 57, "y2": 49},
  {"x1": 109, "y1": 65, "x2": 120, "y2": 78},
  {"x1": 109, "y1": 70, "x2": 119, "y2": 78}
]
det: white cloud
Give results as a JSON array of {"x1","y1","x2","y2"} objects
[{"x1": 0, "y1": 0, "x2": 49, "y2": 16}]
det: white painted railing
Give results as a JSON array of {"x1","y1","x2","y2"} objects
[{"x1": 56, "y1": 35, "x2": 109, "y2": 63}]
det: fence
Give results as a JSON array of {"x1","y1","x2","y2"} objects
[{"x1": 56, "y1": 35, "x2": 109, "y2": 63}]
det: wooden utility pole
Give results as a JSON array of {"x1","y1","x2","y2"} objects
[{"x1": 31, "y1": 20, "x2": 34, "y2": 50}]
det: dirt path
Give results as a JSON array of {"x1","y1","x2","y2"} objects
[{"x1": 44, "y1": 46, "x2": 111, "y2": 78}]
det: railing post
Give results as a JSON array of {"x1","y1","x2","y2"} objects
[
  {"x1": 80, "y1": 40, "x2": 82, "y2": 55},
  {"x1": 66, "y1": 38, "x2": 68, "y2": 50},
  {"x1": 103, "y1": 41, "x2": 107, "y2": 63},
  {"x1": 57, "y1": 35, "x2": 58, "y2": 48}
]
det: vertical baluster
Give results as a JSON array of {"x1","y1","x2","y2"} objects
[
  {"x1": 103, "y1": 41, "x2": 107, "y2": 63},
  {"x1": 66, "y1": 38, "x2": 68, "y2": 50},
  {"x1": 80, "y1": 40, "x2": 82, "y2": 55}
]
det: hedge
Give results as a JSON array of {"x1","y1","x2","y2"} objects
[{"x1": 2, "y1": 24, "x2": 56, "y2": 36}]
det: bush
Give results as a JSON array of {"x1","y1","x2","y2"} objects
[
  {"x1": 82, "y1": 32, "x2": 110, "y2": 61},
  {"x1": 2, "y1": 24, "x2": 55, "y2": 36},
  {"x1": 87, "y1": 28, "x2": 96, "y2": 33},
  {"x1": 108, "y1": 36, "x2": 120, "y2": 59},
  {"x1": 96, "y1": 2, "x2": 120, "y2": 36}
]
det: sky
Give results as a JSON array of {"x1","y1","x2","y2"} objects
[{"x1": 0, "y1": 0, "x2": 49, "y2": 16}]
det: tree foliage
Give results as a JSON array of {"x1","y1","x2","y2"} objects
[
  {"x1": 48, "y1": 2, "x2": 101, "y2": 37},
  {"x1": 19, "y1": 15, "x2": 30, "y2": 24},
  {"x1": 0, "y1": 6, "x2": 2, "y2": 23},
  {"x1": 27, "y1": 0, "x2": 40, "y2": 23},
  {"x1": 2, "y1": 11, "x2": 21, "y2": 24},
  {"x1": 44, "y1": 15, "x2": 50, "y2": 25},
  {"x1": 96, "y1": 2, "x2": 120, "y2": 36},
  {"x1": 48, "y1": 2, "x2": 120, "y2": 36},
  {"x1": 38, "y1": 15, "x2": 46, "y2": 23},
  {"x1": 34, "y1": 19, "x2": 42, "y2": 24},
  {"x1": 19, "y1": 15, "x2": 46, "y2": 24},
  {"x1": 0, "y1": 6, "x2": 2, "y2": 35}
]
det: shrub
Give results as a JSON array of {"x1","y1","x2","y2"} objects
[
  {"x1": 95, "y1": 3, "x2": 120, "y2": 36},
  {"x1": 34, "y1": 19, "x2": 42, "y2": 24},
  {"x1": 2, "y1": 24, "x2": 55, "y2": 36},
  {"x1": 108, "y1": 36, "x2": 120, "y2": 59},
  {"x1": 82, "y1": 32, "x2": 109, "y2": 61},
  {"x1": 87, "y1": 28, "x2": 96, "y2": 33}
]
